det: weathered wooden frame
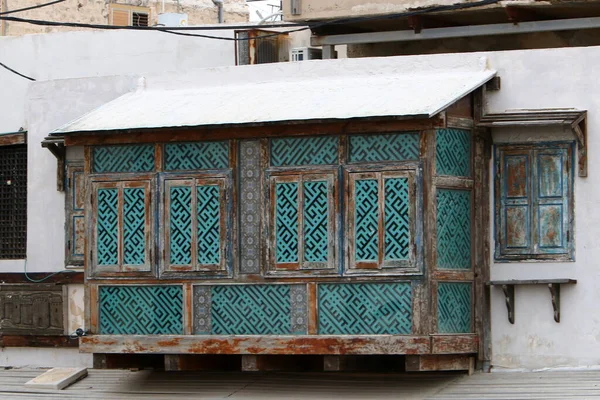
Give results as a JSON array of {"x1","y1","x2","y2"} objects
[
  {"x1": 493, "y1": 142, "x2": 575, "y2": 262},
  {"x1": 265, "y1": 170, "x2": 339, "y2": 276},
  {"x1": 159, "y1": 171, "x2": 233, "y2": 279},
  {"x1": 65, "y1": 162, "x2": 85, "y2": 268},
  {"x1": 344, "y1": 165, "x2": 424, "y2": 276}
]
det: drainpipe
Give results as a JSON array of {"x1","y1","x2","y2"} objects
[{"x1": 212, "y1": 0, "x2": 224, "y2": 24}]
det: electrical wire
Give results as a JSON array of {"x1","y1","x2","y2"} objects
[
  {"x1": 0, "y1": 0, "x2": 500, "y2": 41},
  {"x1": 23, "y1": 259, "x2": 77, "y2": 283},
  {"x1": 0, "y1": 0, "x2": 66, "y2": 16},
  {"x1": 0, "y1": 61, "x2": 35, "y2": 81}
]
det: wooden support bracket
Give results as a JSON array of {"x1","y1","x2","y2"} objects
[
  {"x1": 488, "y1": 279, "x2": 576, "y2": 324},
  {"x1": 501, "y1": 284, "x2": 515, "y2": 324},
  {"x1": 41, "y1": 136, "x2": 66, "y2": 192},
  {"x1": 548, "y1": 283, "x2": 561, "y2": 323}
]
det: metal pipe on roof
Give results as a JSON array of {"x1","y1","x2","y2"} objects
[
  {"x1": 311, "y1": 16, "x2": 600, "y2": 46},
  {"x1": 212, "y1": 0, "x2": 224, "y2": 24}
]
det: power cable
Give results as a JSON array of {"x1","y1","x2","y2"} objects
[
  {"x1": 0, "y1": 0, "x2": 500, "y2": 41},
  {"x1": 0, "y1": 61, "x2": 35, "y2": 81},
  {"x1": 0, "y1": 0, "x2": 66, "y2": 16}
]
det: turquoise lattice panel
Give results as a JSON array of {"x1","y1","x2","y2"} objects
[
  {"x1": 270, "y1": 137, "x2": 338, "y2": 166},
  {"x1": 99, "y1": 286, "x2": 183, "y2": 334},
  {"x1": 211, "y1": 285, "x2": 297, "y2": 335},
  {"x1": 437, "y1": 282, "x2": 472, "y2": 333},
  {"x1": 275, "y1": 182, "x2": 299, "y2": 263},
  {"x1": 97, "y1": 188, "x2": 118, "y2": 265},
  {"x1": 303, "y1": 181, "x2": 328, "y2": 263},
  {"x1": 164, "y1": 142, "x2": 229, "y2": 171},
  {"x1": 384, "y1": 178, "x2": 410, "y2": 261},
  {"x1": 197, "y1": 185, "x2": 220, "y2": 265},
  {"x1": 123, "y1": 188, "x2": 145, "y2": 265},
  {"x1": 170, "y1": 186, "x2": 192, "y2": 265},
  {"x1": 437, "y1": 189, "x2": 471, "y2": 269},
  {"x1": 318, "y1": 283, "x2": 412, "y2": 335},
  {"x1": 436, "y1": 129, "x2": 471, "y2": 177},
  {"x1": 93, "y1": 145, "x2": 155, "y2": 173},
  {"x1": 349, "y1": 133, "x2": 420, "y2": 163},
  {"x1": 355, "y1": 179, "x2": 379, "y2": 261}
]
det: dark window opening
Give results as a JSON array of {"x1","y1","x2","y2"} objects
[
  {"x1": 132, "y1": 12, "x2": 149, "y2": 27},
  {"x1": 0, "y1": 145, "x2": 27, "y2": 259}
]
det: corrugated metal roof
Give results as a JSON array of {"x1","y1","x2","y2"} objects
[{"x1": 51, "y1": 59, "x2": 496, "y2": 135}]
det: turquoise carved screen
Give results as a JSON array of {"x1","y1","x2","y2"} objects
[
  {"x1": 437, "y1": 282, "x2": 472, "y2": 333},
  {"x1": 99, "y1": 285, "x2": 183, "y2": 335},
  {"x1": 169, "y1": 186, "x2": 193, "y2": 265},
  {"x1": 123, "y1": 188, "x2": 146, "y2": 265},
  {"x1": 318, "y1": 283, "x2": 412, "y2": 335},
  {"x1": 384, "y1": 177, "x2": 410, "y2": 261},
  {"x1": 97, "y1": 188, "x2": 119, "y2": 265},
  {"x1": 436, "y1": 189, "x2": 471, "y2": 269},
  {"x1": 349, "y1": 133, "x2": 420, "y2": 163},
  {"x1": 303, "y1": 181, "x2": 328, "y2": 263},
  {"x1": 275, "y1": 182, "x2": 299, "y2": 263},
  {"x1": 93, "y1": 145, "x2": 155, "y2": 173},
  {"x1": 164, "y1": 141, "x2": 229, "y2": 171},
  {"x1": 197, "y1": 185, "x2": 220, "y2": 265},
  {"x1": 270, "y1": 137, "x2": 338, "y2": 166},
  {"x1": 436, "y1": 129, "x2": 471, "y2": 177},
  {"x1": 354, "y1": 179, "x2": 379, "y2": 262}
]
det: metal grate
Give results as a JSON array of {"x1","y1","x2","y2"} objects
[
  {"x1": 0, "y1": 145, "x2": 27, "y2": 259},
  {"x1": 132, "y1": 12, "x2": 149, "y2": 27}
]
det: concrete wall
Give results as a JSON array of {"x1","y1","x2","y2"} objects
[{"x1": 1, "y1": 0, "x2": 248, "y2": 36}]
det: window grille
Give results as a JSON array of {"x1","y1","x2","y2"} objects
[{"x1": 0, "y1": 145, "x2": 27, "y2": 259}]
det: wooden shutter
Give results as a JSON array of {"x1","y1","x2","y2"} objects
[
  {"x1": 90, "y1": 179, "x2": 153, "y2": 277},
  {"x1": 496, "y1": 144, "x2": 573, "y2": 261},
  {"x1": 267, "y1": 171, "x2": 337, "y2": 275},
  {"x1": 65, "y1": 163, "x2": 84, "y2": 266},
  {"x1": 161, "y1": 173, "x2": 230, "y2": 277},
  {"x1": 346, "y1": 169, "x2": 419, "y2": 275},
  {"x1": 111, "y1": 9, "x2": 130, "y2": 26}
]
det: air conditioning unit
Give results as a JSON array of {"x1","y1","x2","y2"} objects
[
  {"x1": 235, "y1": 29, "x2": 290, "y2": 65},
  {"x1": 291, "y1": 47, "x2": 322, "y2": 62},
  {"x1": 157, "y1": 13, "x2": 188, "y2": 27}
]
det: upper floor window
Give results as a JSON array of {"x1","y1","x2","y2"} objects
[
  {"x1": 109, "y1": 4, "x2": 150, "y2": 27},
  {"x1": 494, "y1": 142, "x2": 574, "y2": 262}
]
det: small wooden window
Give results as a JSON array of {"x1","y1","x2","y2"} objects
[
  {"x1": 346, "y1": 169, "x2": 421, "y2": 274},
  {"x1": 160, "y1": 173, "x2": 231, "y2": 277},
  {"x1": 90, "y1": 179, "x2": 154, "y2": 277},
  {"x1": 495, "y1": 143, "x2": 574, "y2": 261},
  {"x1": 267, "y1": 171, "x2": 338, "y2": 274},
  {"x1": 65, "y1": 163, "x2": 84, "y2": 267},
  {"x1": 109, "y1": 4, "x2": 150, "y2": 27}
]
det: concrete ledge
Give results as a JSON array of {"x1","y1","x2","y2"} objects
[{"x1": 25, "y1": 368, "x2": 88, "y2": 390}]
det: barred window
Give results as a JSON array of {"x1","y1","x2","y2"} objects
[{"x1": 0, "y1": 145, "x2": 27, "y2": 259}]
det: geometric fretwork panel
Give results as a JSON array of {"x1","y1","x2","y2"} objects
[
  {"x1": 164, "y1": 141, "x2": 229, "y2": 171},
  {"x1": 384, "y1": 177, "x2": 410, "y2": 261},
  {"x1": 239, "y1": 141, "x2": 261, "y2": 274},
  {"x1": 97, "y1": 188, "x2": 119, "y2": 266},
  {"x1": 349, "y1": 133, "x2": 420, "y2": 163},
  {"x1": 436, "y1": 128, "x2": 471, "y2": 177},
  {"x1": 437, "y1": 189, "x2": 471, "y2": 270},
  {"x1": 202, "y1": 285, "x2": 307, "y2": 335},
  {"x1": 93, "y1": 145, "x2": 155, "y2": 173},
  {"x1": 99, "y1": 286, "x2": 183, "y2": 334},
  {"x1": 197, "y1": 185, "x2": 220, "y2": 265},
  {"x1": 169, "y1": 186, "x2": 193, "y2": 265},
  {"x1": 270, "y1": 136, "x2": 338, "y2": 167},
  {"x1": 303, "y1": 181, "x2": 328, "y2": 263},
  {"x1": 123, "y1": 188, "x2": 145, "y2": 265},
  {"x1": 275, "y1": 182, "x2": 299, "y2": 263},
  {"x1": 355, "y1": 179, "x2": 379, "y2": 262},
  {"x1": 318, "y1": 283, "x2": 412, "y2": 335},
  {"x1": 437, "y1": 282, "x2": 472, "y2": 333}
]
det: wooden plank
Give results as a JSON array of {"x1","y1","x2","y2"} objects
[
  {"x1": 0, "y1": 335, "x2": 79, "y2": 348},
  {"x1": 80, "y1": 335, "x2": 432, "y2": 355},
  {"x1": 0, "y1": 132, "x2": 26, "y2": 146},
  {"x1": 63, "y1": 117, "x2": 445, "y2": 147},
  {"x1": 431, "y1": 334, "x2": 478, "y2": 354},
  {"x1": 488, "y1": 279, "x2": 577, "y2": 285},
  {"x1": 446, "y1": 116, "x2": 474, "y2": 130},
  {"x1": 307, "y1": 283, "x2": 318, "y2": 335},
  {"x1": 406, "y1": 354, "x2": 474, "y2": 372},
  {"x1": 0, "y1": 272, "x2": 83, "y2": 284}
]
